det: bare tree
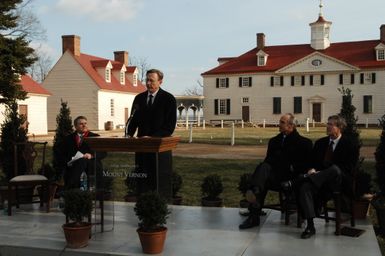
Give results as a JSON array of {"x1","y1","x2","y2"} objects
[
  {"x1": 3, "y1": 0, "x2": 46, "y2": 41},
  {"x1": 184, "y1": 79, "x2": 203, "y2": 96},
  {"x1": 28, "y1": 46, "x2": 53, "y2": 83},
  {"x1": 129, "y1": 56, "x2": 150, "y2": 82}
]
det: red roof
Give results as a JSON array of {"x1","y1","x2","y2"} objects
[
  {"x1": 73, "y1": 52, "x2": 146, "y2": 94},
  {"x1": 202, "y1": 40, "x2": 385, "y2": 75},
  {"x1": 19, "y1": 75, "x2": 51, "y2": 95}
]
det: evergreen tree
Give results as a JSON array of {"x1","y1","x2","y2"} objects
[
  {"x1": 375, "y1": 115, "x2": 385, "y2": 195},
  {"x1": 0, "y1": 102, "x2": 27, "y2": 180},
  {"x1": 0, "y1": 0, "x2": 37, "y2": 182},
  {"x1": 338, "y1": 87, "x2": 360, "y2": 145},
  {"x1": 338, "y1": 87, "x2": 372, "y2": 197},
  {"x1": 0, "y1": 0, "x2": 37, "y2": 105},
  {"x1": 52, "y1": 100, "x2": 73, "y2": 181}
]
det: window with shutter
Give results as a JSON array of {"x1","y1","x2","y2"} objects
[
  {"x1": 350, "y1": 74, "x2": 355, "y2": 84},
  {"x1": 240, "y1": 77, "x2": 251, "y2": 87},
  {"x1": 217, "y1": 78, "x2": 228, "y2": 88},
  {"x1": 273, "y1": 97, "x2": 281, "y2": 114},
  {"x1": 363, "y1": 95, "x2": 372, "y2": 113},
  {"x1": 294, "y1": 97, "x2": 302, "y2": 114},
  {"x1": 214, "y1": 99, "x2": 218, "y2": 115}
]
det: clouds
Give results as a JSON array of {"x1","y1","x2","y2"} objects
[{"x1": 54, "y1": 0, "x2": 142, "y2": 22}]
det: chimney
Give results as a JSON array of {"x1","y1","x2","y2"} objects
[
  {"x1": 114, "y1": 51, "x2": 129, "y2": 66},
  {"x1": 257, "y1": 33, "x2": 265, "y2": 49},
  {"x1": 381, "y1": 24, "x2": 385, "y2": 42},
  {"x1": 62, "y1": 35, "x2": 80, "y2": 56}
]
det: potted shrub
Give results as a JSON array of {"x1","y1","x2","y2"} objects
[
  {"x1": 201, "y1": 174, "x2": 223, "y2": 207},
  {"x1": 372, "y1": 114, "x2": 385, "y2": 234},
  {"x1": 134, "y1": 191, "x2": 170, "y2": 254},
  {"x1": 171, "y1": 171, "x2": 183, "y2": 205},
  {"x1": 238, "y1": 173, "x2": 252, "y2": 209},
  {"x1": 353, "y1": 163, "x2": 373, "y2": 219},
  {"x1": 62, "y1": 189, "x2": 93, "y2": 249},
  {"x1": 124, "y1": 169, "x2": 139, "y2": 202}
]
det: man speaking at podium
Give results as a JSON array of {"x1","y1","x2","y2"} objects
[{"x1": 126, "y1": 69, "x2": 177, "y2": 200}]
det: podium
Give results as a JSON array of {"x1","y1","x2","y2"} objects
[{"x1": 85, "y1": 136, "x2": 180, "y2": 231}]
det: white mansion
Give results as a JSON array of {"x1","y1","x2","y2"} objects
[{"x1": 202, "y1": 11, "x2": 385, "y2": 125}]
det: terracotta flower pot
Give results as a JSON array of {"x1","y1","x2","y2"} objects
[
  {"x1": 124, "y1": 194, "x2": 137, "y2": 202},
  {"x1": 353, "y1": 199, "x2": 370, "y2": 219},
  {"x1": 137, "y1": 227, "x2": 167, "y2": 254},
  {"x1": 201, "y1": 197, "x2": 223, "y2": 207},
  {"x1": 172, "y1": 196, "x2": 183, "y2": 205},
  {"x1": 62, "y1": 222, "x2": 92, "y2": 249}
]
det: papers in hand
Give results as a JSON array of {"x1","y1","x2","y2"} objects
[{"x1": 67, "y1": 151, "x2": 84, "y2": 166}]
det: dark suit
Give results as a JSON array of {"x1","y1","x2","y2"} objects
[
  {"x1": 251, "y1": 129, "x2": 313, "y2": 206},
  {"x1": 127, "y1": 88, "x2": 177, "y2": 199},
  {"x1": 299, "y1": 135, "x2": 359, "y2": 218},
  {"x1": 61, "y1": 131, "x2": 105, "y2": 189}
]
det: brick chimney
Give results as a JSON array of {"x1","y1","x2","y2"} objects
[
  {"x1": 114, "y1": 51, "x2": 129, "y2": 66},
  {"x1": 257, "y1": 33, "x2": 265, "y2": 49},
  {"x1": 62, "y1": 35, "x2": 80, "y2": 56},
  {"x1": 381, "y1": 24, "x2": 385, "y2": 42}
]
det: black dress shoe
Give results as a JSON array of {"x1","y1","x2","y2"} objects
[
  {"x1": 239, "y1": 215, "x2": 260, "y2": 229},
  {"x1": 300, "y1": 227, "x2": 316, "y2": 239},
  {"x1": 239, "y1": 210, "x2": 267, "y2": 217}
]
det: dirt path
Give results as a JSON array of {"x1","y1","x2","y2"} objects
[
  {"x1": 173, "y1": 143, "x2": 376, "y2": 161},
  {"x1": 33, "y1": 131, "x2": 376, "y2": 160}
]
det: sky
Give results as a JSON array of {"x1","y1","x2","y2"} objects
[{"x1": 28, "y1": 0, "x2": 385, "y2": 95}]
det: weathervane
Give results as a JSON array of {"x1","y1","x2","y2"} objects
[{"x1": 319, "y1": 0, "x2": 324, "y2": 17}]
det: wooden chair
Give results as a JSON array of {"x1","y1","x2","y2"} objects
[
  {"x1": 7, "y1": 141, "x2": 50, "y2": 216},
  {"x1": 316, "y1": 169, "x2": 357, "y2": 236},
  {"x1": 262, "y1": 188, "x2": 302, "y2": 227}
]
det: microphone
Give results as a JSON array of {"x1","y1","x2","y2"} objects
[{"x1": 124, "y1": 104, "x2": 139, "y2": 137}]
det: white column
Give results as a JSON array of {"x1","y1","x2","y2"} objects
[
  {"x1": 312, "y1": 119, "x2": 315, "y2": 128},
  {"x1": 241, "y1": 120, "x2": 244, "y2": 128},
  {"x1": 203, "y1": 119, "x2": 206, "y2": 130},
  {"x1": 231, "y1": 122, "x2": 235, "y2": 146},
  {"x1": 365, "y1": 118, "x2": 368, "y2": 128},
  {"x1": 188, "y1": 124, "x2": 193, "y2": 143},
  {"x1": 263, "y1": 119, "x2": 266, "y2": 128},
  {"x1": 185, "y1": 112, "x2": 189, "y2": 130},
  {"x1": 221, "y1": 120, "x2": 224, "y2": 129},
  {"x1": 197, "y1": 109, "x2": 201, "y2": 127},
  {"x1": 306, "y1": 118, "x2": 310, "y2": 132}
]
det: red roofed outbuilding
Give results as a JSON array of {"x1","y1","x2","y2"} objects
[
  {"x1": 0, "y1": 75, "x2": 51, "y2": 135},
  {"x1": 42, "y1": 35, "x2": 146, "y2": 131}
]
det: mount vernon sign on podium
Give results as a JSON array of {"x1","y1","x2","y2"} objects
[{"x1": 84, "y1": 136, "x2": 180, "y2": 232}]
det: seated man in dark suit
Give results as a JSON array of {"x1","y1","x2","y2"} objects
[
  {"x1": 239, "y1": 113, "x2": 313, "y2": 229},
  {"x1": 294, "y1": 115, "x2": 358, "y2": 239},
  {"x1": 60, "y1": 116, "x2": 105, "y2": 189}
]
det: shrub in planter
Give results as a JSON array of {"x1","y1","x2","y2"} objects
[
  {"x1": 134, "y1": 191, "x2": 170, "y2": 254},
  {"x1": 62, "y1": 189, "x2": 93, "y2": 248},
  {"x1": 172, "y1": 171, "x2": 183, "y2": 205},
  {"x1": 201, "y1": 174, "x2": 223, "y2": 207},
  {"x1": 372, "y1": 114, "x2": 385, "y2": 234}
]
